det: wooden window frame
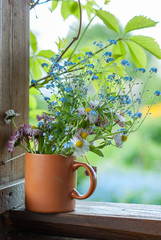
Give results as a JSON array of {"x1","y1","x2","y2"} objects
[
  {"x1": 0, "y1": 0, "x2": 29, "y2": 213},
  {"x1": 1, "y1": 1, "x2": 161, "y2": 239}
]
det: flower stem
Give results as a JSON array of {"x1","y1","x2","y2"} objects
[
  {"x1": 19, "y1": 143, "x2": 29, "y2": 152},
  {"x1": 12, "y1": 119, "x2": 18, "y2": 130},
  {"x1": 32, "y1": 136, "x2": 37, "y2": 153},
  {"x1": 84, "y1": 155, "x2": 91, "y2": 165}
]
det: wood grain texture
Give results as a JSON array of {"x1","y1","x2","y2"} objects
[
  {"x1": 8, "y1": 232, "x2": 88, "y2": 240},
  {"x1": 0, "y1": 0, "x2": 29, "y2": 185},
  {"x1": 4, "y1": 201, "x2": 161, "y2": 240},
  {"x1": 0, "y1": 178, "x2": 25, "y2": 214}
]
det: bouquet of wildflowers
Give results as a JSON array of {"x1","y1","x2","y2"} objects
[{"x1": 5, "y1": 40, "x2": 161, "y2": 160}]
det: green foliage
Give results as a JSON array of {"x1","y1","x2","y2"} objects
[
  {"x1": 51, "y1": 0, "x2": 58, "y2": 11},
  {"x1": 30, "y1": 58, "x2": 42, "y2": 79},
  {"x1": 125, "y1": 40, "x2": 147, "y2": 67},
  {"x1": 124, "y1": 16, "x2": 158, "y2": 34},
  {"x1": 51, "y1": 0, "x2": 98, "y2": 20},
  {"x1": 37, "y1": 50, "x2": 55, "y2": 59},
  {"x1": 29, "y1": 95, "x2": 37, "y2": 110},
  {"x1": 61, "y1": 1, "x2": 79, "y2": 20},
  {"x1": 89, "y1": 145, "x2": 104, "y2": 157},
  {"x1": 112, "y1": 41, "x2": 126, "y2": 58},
  {"x1": 95, "y1": 9, "x2": 120, "y2": 34},
  {"x1": 30, "y1": 31, "x2": 37, "y2": 53},
  {"x1": 30, "y1": 32, "x2": 55, "y2": 79},
  {"x1": 93, "y1": 12, "x2": 161, "y2": 67},
  {"x1": 129, "y1": 36, "x2": 161, "y2": 59},
  {"x1": 55, "y1": 37, "x2": 68, "y2": 51}
]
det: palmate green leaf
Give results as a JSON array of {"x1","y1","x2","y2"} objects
[
  {"x1": 125, "y1": 40, "x2": 147, "y2": 67},
  {"x1": 112, "y1": 40, "x2": 126, "y2": 58},
  {"x1": 129, "y1": 35, "x2": 161, "y2": 59},
  {"x1": 30, "y1": 31, "x2": 37, "y2": 53},
  {"x1": 51, "y1": 0, "x2": 58, "y2": 12},
  {"x1": 124, "y1": 16, "x2": 158, "y2": 34},
  {"x1": 95, "y1": 9, "x2": 120, "y2": 34}
]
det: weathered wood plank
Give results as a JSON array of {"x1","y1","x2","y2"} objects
[
  {"x1": 4, "y1": 201, "x2": 161, "y2": 240},
  {"x1": 0, "y1": 178, "x2": 25, "y2": 214},
  {"x1": 8, "y1": 232, "x2": 88, "y2": 240},
  {"x1": 0, "y1": 0, "x2": 29, "y2": 186}
]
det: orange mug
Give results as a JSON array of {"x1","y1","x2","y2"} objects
[{"x1": 25, "y1": 153, "x2": 97, "y2": 213}]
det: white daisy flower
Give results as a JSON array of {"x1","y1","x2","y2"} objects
[
  {"x1": 116, "y1": 111, "x2": 126, "y2": 122},
  {"x1": 4, "y1": 109, "x2": 20, "y2": 124},
  {"x1": 76, "y1": 128, "x2": 90, "y2": 140},
  {"x1": 71, "y1": 136, "x2": 90, "y2": 156},
  {"x1": 88, "y1": 100, "x2": 99, "y2": 109},
  {"x1": 113, "y1": 133, "x2": 128, "y2": 148}
]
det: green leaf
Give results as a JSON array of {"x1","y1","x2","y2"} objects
[
  {"x1": 61, "y1": 1, "x2": 71, "y2": 20},
  {"x1": 97, "y1": 108, "x2": 104, "y2": 118},
  {"x1": 70, "y1": 2, "x2": 79, "y2": 18},
  {"x1": 129, "y1": 35, "x2": 161, "y2": 59},
  {"x1": 61, "y1": 1, "x2": 79, "y2": 20},
  {"x1": 125, "y1": 40, "x2": 147, "y2": 67},
  {"x1": 30, "y1": 58, "x2": 42, "y2": 79},
  {"x1": 83, "y1": 1, "x2": 96, "y2": 19},
  {"x1": 37, "y1": 50, "x2": 55, "y2": 59},
  {"x1": 29, "y1": 109, "x2": 45, "y2": 119},
  {"x1": 29, "y1": 95, "x2": 37, "y2": 110},
  {"x1": 112, "y1": 40, "x2": 126, "y2": 57},
  {"x1": 36, "y1": 57, "x2": 50, "y2": 73},
  {"x1": 29, "y1": 87, "x2": 39, "y2": 95},
  {"x1": 55, "y1": 37, "x2": 67, "y2": 51},
  {"x1": 95, "y1": 9, "x2": 120, "y2": 34},
  {"x1": 51, "y1": 0, "x2": 58, "y2": 11},
  {"x1": 86, "y1": 134, "x2": 96, "y2": 143},
  {"x1": 124, "y1": 16, "x2": 158, "y2": 34},
  {"x1": 125, "y1": 121, "x2": 133, "y2": 126},
  {"x1": 30, "y1": 31, "x2": 37, "y2": 53},
  {"x1": 89, "y1": 145, "x2": 104, "y2": 157}
]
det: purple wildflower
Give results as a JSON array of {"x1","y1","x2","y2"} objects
[{"x1": 85, "y1": 166, "x2": 97, "y2": 176}]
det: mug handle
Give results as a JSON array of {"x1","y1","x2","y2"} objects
[{"x1": 71, "y1": 160, "x2": 97, "y2": 200}]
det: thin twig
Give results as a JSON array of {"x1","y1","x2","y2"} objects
[
  {"x1": 29, "y1": 66, "x2": 84, "y2": 88},
  {"x1": 30, "y1": 0, "x2": 40, "y2": 10},
  {"x1": 68, "y1": 15, "x2": 96, "y2": 61},
  {"x1": 56, "y1": 0, "x2": 82, "y2": 63}
]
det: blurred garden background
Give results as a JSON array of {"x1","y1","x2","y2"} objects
[{"x1": 30, "y1": 0, "x2": 161, "y2": 204}]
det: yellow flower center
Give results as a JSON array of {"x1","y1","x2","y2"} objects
[
  {"x1": 122, "y1": 135, "x2": 128, "y2": 142},
  {"x1": 85, "y1": 108, "x2": 91, "y2": 114},
  {"x1": 31, "y1": 125, "x2": 36, "y2": 129},
  {"x1": 81, "y1": 132, "x2": 88, "y2": 139},
  {"x1": 76, "y1": 140, "x2": 83, "y2": 148}
]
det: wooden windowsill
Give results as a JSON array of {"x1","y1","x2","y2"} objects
[{"x1": 3, "y1": 201, "x2": 161, "y2": 240}]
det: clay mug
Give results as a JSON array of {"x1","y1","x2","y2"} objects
[{"x1": 25, "y1": 153, "x2": 97, "y2": 213}]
